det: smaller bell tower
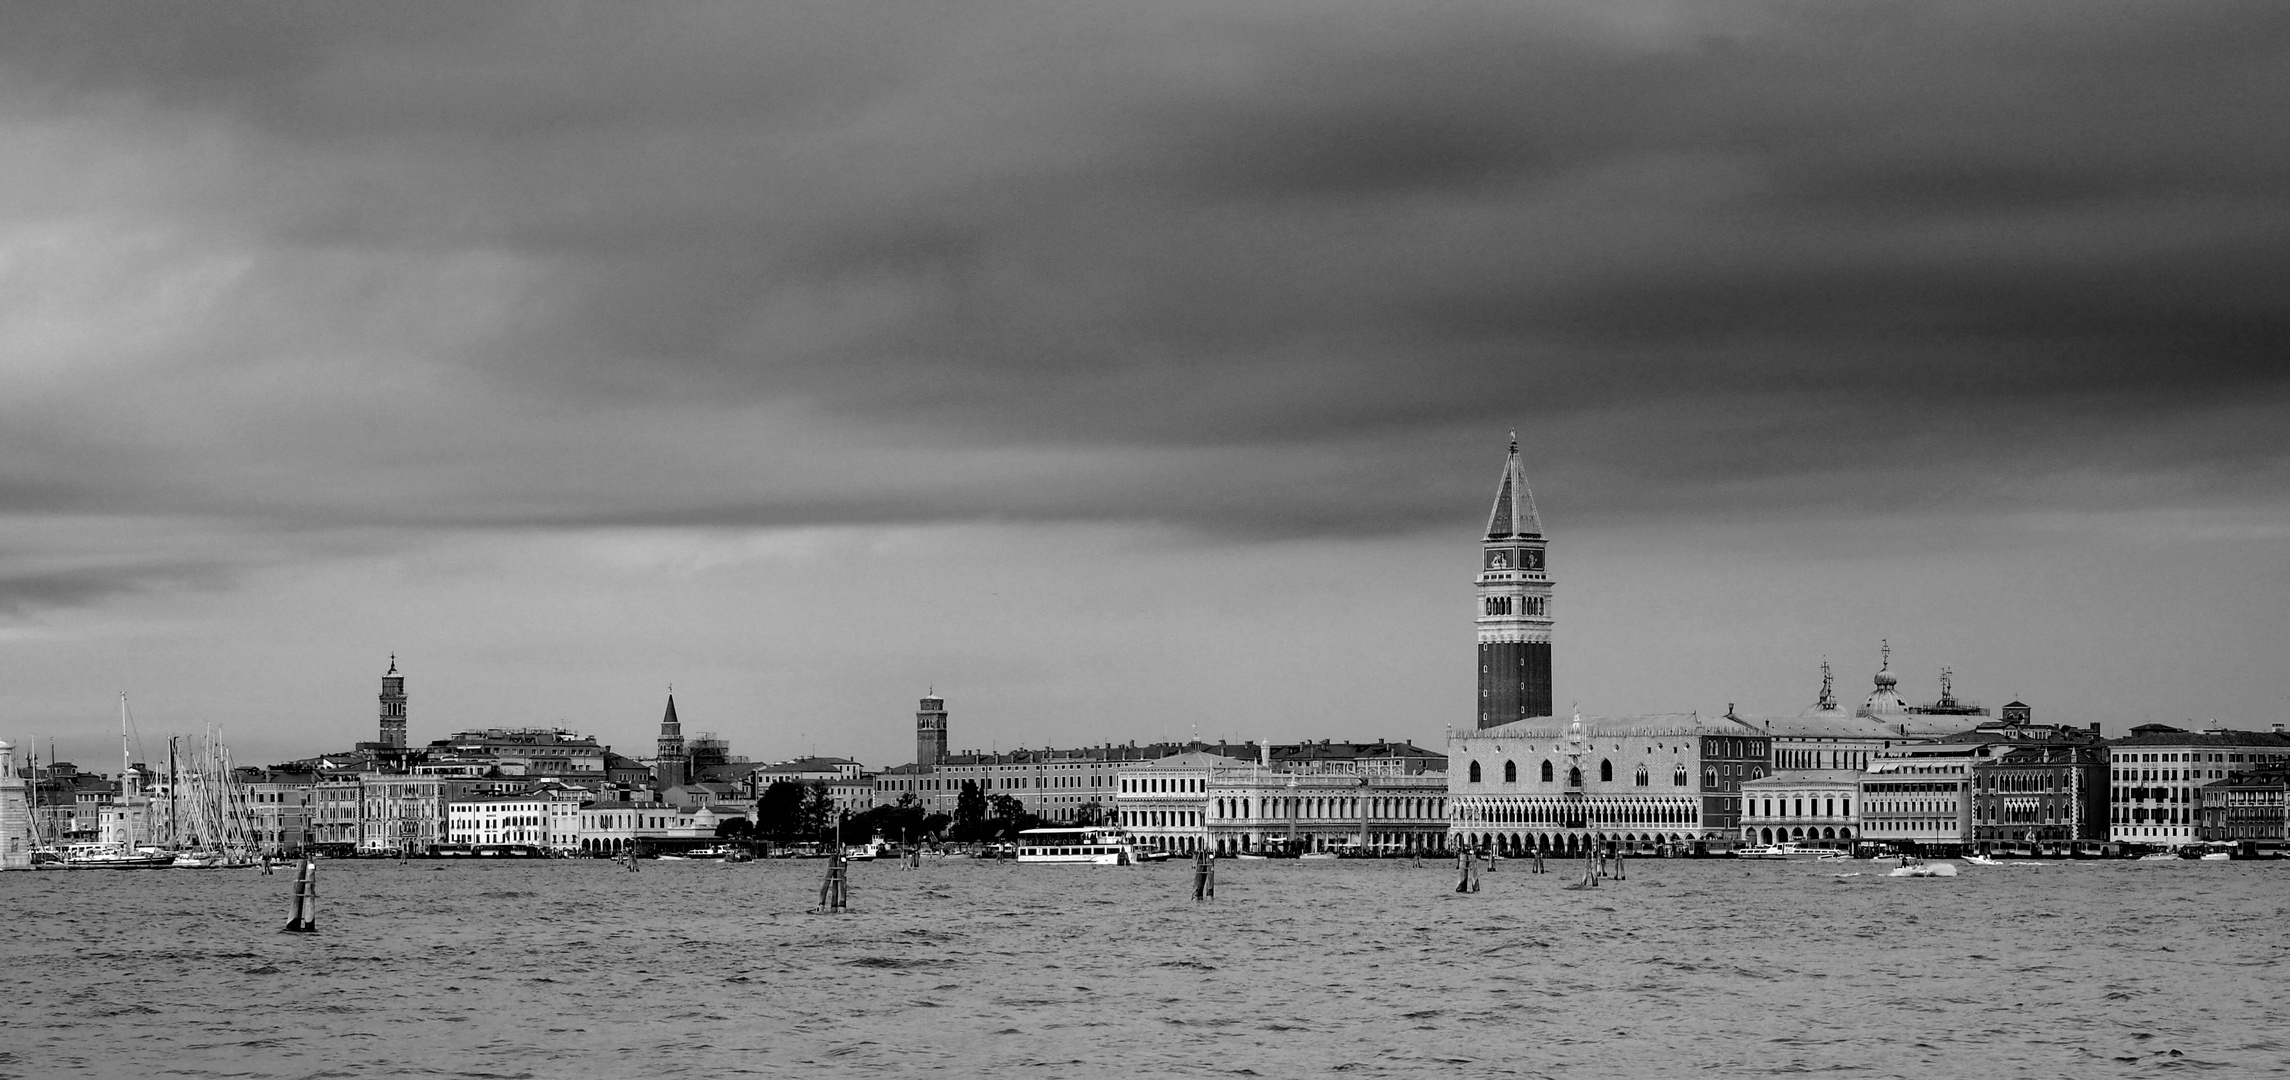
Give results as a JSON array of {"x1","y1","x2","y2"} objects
[
  {"x1": 916, "y1": 692, "x2": 948, "y2": 767},
  {"x1": 378, "y1": 656, "x2": 408, "y2": 749}
]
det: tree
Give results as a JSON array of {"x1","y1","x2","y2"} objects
[
  {"x1": 920, "y1": 812, "x2": 952, "y2": 839},
  {"x1": 1072, "y1": 799, "x2": 1107, "y2": 827},
  {"x1": 955, "y1": 781, "x2": 986, "y2": 830},
  {"x1": 800, "y1": 782, "x2": 835, "y2": 841},
  {"x1": 754, "y1": 780, "x2": 808, "y2": 841},
  {"x1": 986, "y1": 793, "x2": 1024, "y2": 821}
]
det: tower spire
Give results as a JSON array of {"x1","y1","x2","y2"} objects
[
  {"x1": 1817, "y1": 657, "x2": 1836, "y2": 712},
  {"x1": 1485, "y1": 433, "x2": 1543, "y2": 539}
]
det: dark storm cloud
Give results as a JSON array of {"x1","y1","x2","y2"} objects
[{"x1": 2, "y1": 0, "x2": 2287, "y2": 564}]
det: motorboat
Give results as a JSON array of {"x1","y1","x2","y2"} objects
[
  {"x1": 1887, "y1": 861, "x2": 1958, "y2": 878},
  {"x1": 1963, "y1": 854, "x2": 2000, "y2": 866},
  {"x1": 1298, "y1": 852, "x2": 1339, "y2": 861}
]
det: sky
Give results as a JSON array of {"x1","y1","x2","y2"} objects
[{"x1": 3, "y1": 2, "x2": 2286, "y2": 773}]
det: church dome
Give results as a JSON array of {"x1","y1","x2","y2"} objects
[{"x1": 1873, "y1": 665, "x2": 1897, "y2": 690}]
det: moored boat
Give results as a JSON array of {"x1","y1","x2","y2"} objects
[{"x1": 65, "y1": 843, "x2": 175, "y2": 869}]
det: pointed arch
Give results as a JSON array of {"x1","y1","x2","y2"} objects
[
  {"x1": 1468, "y1": 761, "x2": 1481, "y2": 783},
  {"x1": 1504, "y1": 760, "x2": 1518, "y2": 783},
  {"x1": 1600, "y1": 759, "x2": 1613, "y2": 783}
]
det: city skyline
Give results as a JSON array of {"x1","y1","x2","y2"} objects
[{"x1": 4, "y1": 3, "x2": 2287, "y2": 769}]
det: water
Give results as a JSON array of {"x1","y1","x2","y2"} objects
[{"x1": 2, "y1": 857, "x2": 2283, "y2": 1078}]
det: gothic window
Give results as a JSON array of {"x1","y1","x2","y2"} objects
[
  {"x1": 1600, "y1": 760, "x2": 1613, "y2": 783},
  {"x1": 1704, "y1": 766, "x2": 1717, "y2": 789},
  {"x1": 1504, "y1": 760, "x2": 1518, "y2": 783},
  {"x1": 1673, "y1": 767, "x2": 1688, "y2": 787},
  {"x1": 1568, "y1": 767, "x2": 1582, "y2": 787},
  {"x1": 1469, "y1": 761, "x2": 1482, "y2": 784},
  {"x1": 1540, "y1": 760, "x2": 1554, "y2": 783},
  {"x1": 1635, "y1": 765, "x2": 1649, "y2": 788}
]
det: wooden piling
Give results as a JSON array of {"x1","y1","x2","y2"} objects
[
  {"x1": 1191, "y1": 849, "x2": 1215, "y2": 901},
  {"x1": 819, "y1": 854, "x2": 849, "y2": 913},
  {"x1": 282, "y1": 858, "x2": 319, "y2": 933},
  {"x1": 1455, "y1": 849, "x2": 1482, "y2": 893}
]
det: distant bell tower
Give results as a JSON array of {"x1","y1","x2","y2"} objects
[
  {"x1": 1476, "y1": 434, "x2": 1554, "y2": 728},
  {"x1": 916, "y1": 692, "x2": 948, "y2": 766},
  {"x1": 378, "y1": 655, "x2": 408, "y2": 748},
  {"x1": 655, "y1": 691, "x2": 687, "y2": 790}
]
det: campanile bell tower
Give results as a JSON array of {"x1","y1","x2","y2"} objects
[
  {"x1": 1476, "y1": 434, "x2": 1554, "y2": 727},
  {"x1": 916, "y1": 692, "x2": 948, "y2": 767},
  {"x1": 378, "y1": 655, "x2": 408, "y2": 748}
]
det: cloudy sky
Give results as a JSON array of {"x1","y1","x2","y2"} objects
[{"x1": 3, "y1": 2, "x2": 2285, "y2": 772}]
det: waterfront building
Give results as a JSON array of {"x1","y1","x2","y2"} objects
[
  {"x1": 311, "y1": 775, "x2": 362, "y2": 851},
  {"x1": 1114, "y1": 751, "x2": 1235, "y2": 852},
  {"x1": 1858, "y1": 742, "x2": 1988, "y2": 854},
  {"x1": 574, "y1": 798, "x2": 745, "y2": 854},
  {"x1": 245, "y1": 771, "x2": 318, "y2": 855},
  {"x1": 447, "y1": 792, "x2": 559, "y2": 850},
  {"x1": 2198, "y1": 766, "x2": 2290, "y2": 853},
  {"x1": 1967, "y1": 716, "x2": 2110, "y2": 851},
  {"x1": 1449, "y1": 711, "x2": 1765, "y2": 856},
  {"x1": 1116, "y1": 746, "x2": 1449, "y2": 856},
  {"x1": 2108, "y1": 724, "x2": 2290, "y2": 848},
  {"x1": 0, "y1": 741, "x2": 28, "y2": 869},
  {"x1": 378, "y1": 656, "x2": 408, "y2": 749},
  {"x1": 652, "y1": 692, "x2": 688, "y2": 792},
  {"x1": 1476, "y1": 435, "x2": 1554, "y2": 728},
  {"x1": 1739, "y1": 770, "x2": 1861, "y2": 849},
  {"x1": 358, "y1": 774, "x2": 477, "y2": 855},
  {"x1": 1204, "y1": 748, "x2": 1449, "y2": 856}
]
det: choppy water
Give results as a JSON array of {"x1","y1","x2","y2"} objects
[{"x1": 2, "y1": 857, "x2": 2284, "y2": 1078}]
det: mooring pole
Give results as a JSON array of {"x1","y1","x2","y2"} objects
[
  {"x1": 820, "y1": 853, "x2": 849, "y2": 913},
  {"x1": 1192, "y1": 848, "x2": 1215, "y2": 901},
  {"x1": 282, "y1": 858, "x2": 319, "y2": 933}
]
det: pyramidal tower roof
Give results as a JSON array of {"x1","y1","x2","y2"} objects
[
  {"x1": 660, "y1": 692, "x2": 681, "y2": 733},
  {"x1": 1484, "y1": 432, "x2": 1543, "y2": 540}
]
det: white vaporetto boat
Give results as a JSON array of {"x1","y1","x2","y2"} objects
[
  {"x1": 1735, "y1": 843, "x2": 1829, "y2": 860},
  {"x1": 1015, "y1": 826, "x2": 1137, "y2": 866}
]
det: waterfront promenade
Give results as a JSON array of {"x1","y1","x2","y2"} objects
[{"x1": 1, "y1": 859, "x2": 2278, "y2": 1078}]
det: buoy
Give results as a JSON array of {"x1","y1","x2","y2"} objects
[
  {"x1": 1191, "y1": 849, "x2": 1216, "y2": 901},
  {"x1": 282, "y1": 858, "x2": 319, "y2": 933}
]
